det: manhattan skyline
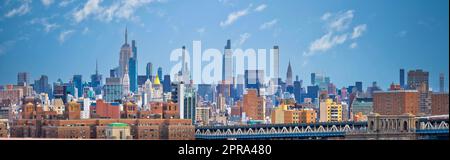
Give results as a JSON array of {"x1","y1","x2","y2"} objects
[{"x1": 0, "y1": 0, "x2": 448, "y2": 91}]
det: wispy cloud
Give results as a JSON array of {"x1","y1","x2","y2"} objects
[
  {"x1": 351, "y1": 24, "x2": 367, "y2": 39},
  {"x1": 59, "y1": 0, "x2": 75, "y2": 7},
  {"x1": 59, "y1": 30, "x2": 75, "y2": 44},
  {"x1": 30, "y1": 17, "x2": 59, "y2": 33},
  {"x1": 236, "y1": 33, "x2": 251, "y2": 46},
  {"x1": 4, "y1": 0, "x2": 31, "y2": 18},
  {"x1": 0, "y1": 40, "x2": 16, "y2": 56},
  {"x1": 326, "y1": 10, "x2": 354, "y2": 32},
  {"x1": 303, "y1": 10, "x2": 367, "y2": 56},
  {"x1": 254, "y1": 4, "x2": 267, "y2": 12},
  {"x1": 220, "y1": 6, "x2": 250, "y2": 27},
  {"x1": 73, "y1": 0, "x2": 162, "y2": 23},
  {"x1": 349, "y1": 42, "x2": 358, "y2": 49},
  {"x1": 260, "y1": 19, "x2": 277, "y2": 30},
  {"x1": 82, "y1": 27, "x2": 89, "y2": 34},
  {"x1": 41, "y1": 0, "x2": 54, "y2": 7}
]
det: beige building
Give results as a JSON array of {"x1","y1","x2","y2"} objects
[
  {"x1": 319, "y1": 98, "x2": 342, "y2": 122},
  {"x1": 106, "y1": 123, "x2": 131, "y2": 140}
]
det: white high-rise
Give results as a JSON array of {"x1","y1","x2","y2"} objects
[
  {"x1": 122, "y1": 66, "x2": 130, "y2": 96},
  {"x1": 223, "y1": 40, "x2": 233, "y2": 84}
]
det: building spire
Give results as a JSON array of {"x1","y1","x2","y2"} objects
[
  {"x1": 95, "y1": 59, "x2": 98, "y2": 75},
  {"x1": 125, "y1": 26, "x2": 128, "y2": 44}
]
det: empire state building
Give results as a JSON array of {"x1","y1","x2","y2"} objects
[{"x1": 119, "y1": 27, "x2": 132, "y2": 79}]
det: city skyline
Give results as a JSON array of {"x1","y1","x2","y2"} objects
[{"x1": 0, "y1": 0, "x2": 449, "y2": 91}]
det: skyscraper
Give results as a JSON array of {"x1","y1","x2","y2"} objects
[
  {"x1": 146, "y1": 62, "x2": 153, "y2": 80},
  {"x1": 163, "y1": 75, "x2": 172, "y2": 93},
  {"x1": 407, "y1": 69, "x2": 429, "y2": 91},
  {"x1": 73, "y1": 75, "x2": 83, "y2": 98},
  {"x1": 311, "y1": 73, "x2": 316, "y2": 86},
  {"x1": 122, "y1": 66, "x2": 130, "y2": 96},
  {"x1": 103, "y1": 77, "x2": 123, "y2": 103},
  {"x1": 157, "y1": 67, "x2": 163, "y2": 82},
  {"x1": 17, "y1": 72, "x2": 30, "y2": 86},
  {"x1": 355, "y1": 81, "x2": 363, "y2": 93},
  {"x1": 119, "y1": 27, "x2": 132, "y2": 79},
  {"x1": 33, "y1": 75, "x2": 52, "y2": 96},
  {"x1": 272, "y1": 46, "x2": 280, "y2": 80},
  {"x1": 181, "y1": 46, "x2": 190, "y2": 84},
  {"x1": 400, "y1": 69, "x2": 405, "y2": 88},
  {"x1": 91, "y1": 60, "x2": 102, "y2": 95},
  {"x1": 129, "y1": 40, "x2": 138, "y2": 93},
  {"x1": 223, "y1": 39, "x2": 233, "y2": 84},
  {"x1": 439, "y1": 73, "x2": 444, "y2": 92},
  {"x1": 286, "y1": 61, "x2": 293, "y2": 86}
]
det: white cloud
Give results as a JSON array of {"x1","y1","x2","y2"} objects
[
  {"x1": 73, "y1": 0, "x2": 160, "y2": 23},
  {"x1": 327, "y1": 10, "x2": 354, "y2": 32},
  {"x1": 59, "y1": 0, "x2": 75, "y2": 7},
  {"x1": 321, "y1": 12, "x2": 332, "y2": 21},
  {"x1": 220, "y1": 7, "x2": 250, "y2": 27},
  {"x1": 73, "y1": 0, "x2": 102, "y2": 23},
  {"x1": 30, "y1": 18, "x2": 59, "y2": 33},
  {"x1": 237, "y1": 33, "x2": 251, "y2": 46},
  {"x1": 304, "y1": 10, "x2": 367, "y2": 56},
  {"x1": 304, "y1": 32, "x2": 348, "y2": 56},
  {"x1": 350, "y1": 42, "x2": 358, "y2": 49},
  {"x1": 41, "y1": 0, "x2": 54, "y2": 7},
  {"x1": 59, "y1": 30, "x2": 75, "y2": 44},
  {"x1": 4, "y1": 1, "x2": 31, "y2": 18},
  {"x1": 351, "y1": 24, "x2": 367, "y2": 39},
  {"x1": 260, "y1": 19, "x2": 277, "y2": 30},
  {"x1": 254, "y1": 4, "x2": 267, "y2": 12}
]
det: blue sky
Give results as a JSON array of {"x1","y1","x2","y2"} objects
[{"x1": 0, "y1": 0, "x2": 448, "y2": 91}]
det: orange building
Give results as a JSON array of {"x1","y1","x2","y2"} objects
[
  {"x1": 91, "y1": 99, "x2": 120, "y2": 119},
  {"x1": 243, "y1": 89, "x2": 265, "y2": 120},
  {"x1": 431, "y1": 93, "x2": 449, "y2": 115},
  {"x1": 65, "y1": 101, "x2": 81, "y2": 120},
  {"x1": 373, "y1": 90, "x2": 419, "y2": 115}
]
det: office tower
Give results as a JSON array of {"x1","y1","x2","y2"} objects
[
  {"x1": 33, "y1": 75, "x2": 52, "y2": 96},
  {"x1": 400, "y1": 69, "x2": 405, "y2": 88},
  {"x1": 373, "y1": 90, "x2": 419, "y2": 115},
  {"x1": 73, "y1": 75, "x2": 83, "y2": 98},
  {"x1": 439, "y1": 73, "x2": 444, "y2": 92},
  {"x1": 407, "y1": 69, "x2": 430, "y2": 114},
  {"x1": 355, "y1": 82, "x2": 363, "y2": 93},
  {"x1": 243, "y1": 89, "x2": 266, "y2": 121},
  {"x1": 91, "y1": 60, "x2": 103, "y2": 95},
  {"x1": 273, "y1": 46, "x2": 280, "y2": 80},
  {"x1": 129, "y1": 40, "x2": 138, "y2": 93},
  {"x1": 171, "y1": 82, "x2": 185, "y2": 118},
  {"x1": 110, "y1": 67, "x2": 119, "y2": 78},
  {"x1": 122, "y1": 66, "x2": 130, "y2": 96},
  {"x1": 17, "y1": 72, "x2": 30, "y2": 86},
  {"x1": 103, "y1": 77, "x2": 123, "y2": 103},
  {"x1": 198, "y1": 84, "x2": 214, "y2": 102},
  {"x1": 146, "y1": 62, "x2": 153, "y2": 80},
  {"x1": 137, "y1": 75, "x2": 147, "y2": 87},
  {"x1": 157, "y1": 67, "x2": 163, "y2": 82},
  {"x1": 181, "y1": 46, "x2": 190, "y2": 84},
  {"x1": 163, "y1": 75, "x2": 172, "y2": 93},
  {"x1": 223, "y1": 39, "x2": 233, "y2": 84},
  {"x1": 311, "y1": 73, "x2": 316, "y2": 86},
  {"x1": 294, "y1": 75, "x2": 302, "y2": 103},
  {"x1": 286, "y1": 61, "x2": 293, "y2": 86},
  {"x1": 183, "y1": 86, "x2": 197, "y2": 123},
  {"x1": 307, "y1": 85, "x2": 319, "y2": 103},
  {"x1": 119, "y1": 27, "x2": 132, "y2": 78},
  {"x1": 407, "y1": 69, "x2": 429, "y2": 91}
]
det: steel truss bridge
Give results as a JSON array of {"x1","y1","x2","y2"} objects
[{"x1": 195, "y1": 116, "x2": 448, "y2": 140}]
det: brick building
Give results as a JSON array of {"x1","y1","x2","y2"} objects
[
  {"x1": 10, "y1": 119, "x2": 194, "y2": 140},
  {"x1": 373, "y1": 90, "x2": 419, "y2": 115},
  {"x1": 431, "y1": 92, "x2": 449, "y2": 115}
]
